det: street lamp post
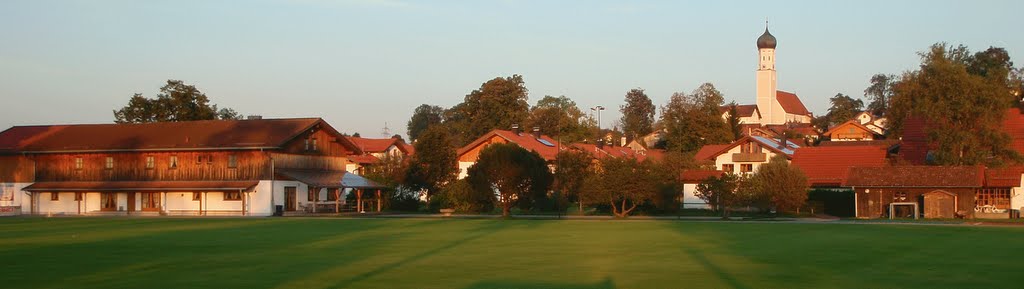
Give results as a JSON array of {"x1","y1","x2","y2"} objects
[{"x1": 590, "y1": 105, "x2": 605, "y2": 143}]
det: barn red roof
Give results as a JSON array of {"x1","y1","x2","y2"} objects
[
  {"x1": 346, "y1": 136, "x2": 412, "y2": 155},
  {"x1": 844, "y1": 166, "x2": 984, "y2": 188},
  {"x1": 0, "y1": 118, "x2": 358, "y2": 153},
  {"x1": 680, "y1": 170, "x2": 724, "y2": 183},
  {"x1": 694, "y1": 144, "x2": 730, "y2": 161},
  {"x1": 985, "y1": 166, "x2": 1024, "y2": 187},
  {"x1": 24, "y1": 181, "x2": 259, "y2": 191},
  {"x1": 457, "y1": 129, "x2": 563, "y2": 161},
  {"x1": 776, "y1": 90, "x2": 810, "y2": 116},
  {"x1": 719, "y1": 104, "x2": 761, "y2": 118},
  {"x1": 792, "y1": 145, "x2": 888, "y2": 187}
]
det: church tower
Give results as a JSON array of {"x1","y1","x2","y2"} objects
[{"x1": 755, "y1": 22, "x2": 784, "y2": 125}]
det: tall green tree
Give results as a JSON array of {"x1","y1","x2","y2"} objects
[
  {"x1": 554, "y1": 149, "x2": 594, "y2": 213},
  {"x1": 466, "y1": 143, "x2": 553, "y2": 217},
  {"x1": 580, "y1": 157, "x2": 662, "y2": 218},
  {"x1": 726, "y1": 102, "x2": 743, "y2": 140},
  {"x1": 445, "y1": 75, "x2": 530, "y2": 146},
  {"x1": 404, "y1": 126, "x2": 459, "y2": 204},
  {"x1": 745, "y1": 156, "x2": 809, "y2": 213},
  {"x1": 527, "y1": 95, "x2": 594, "y2": 144},
  {"x1": 695, "y1": 173, "x2": 741, "y2": 218},
  {"x1": 407, "y1": 104, "x2": 445, "y2": 142},
  {"x1": 113, "y1": 80, "x2": 241, "y2": 123},
  {"x1": 619, "y1": 88, "x2": 656, "y2": 141},
  {"x1": 660, "y1": 83, "x2": 732, "y2": 153},
  {"x1": 888, "y1": 43, "x2": 1021, "y2": 166},
  {"x1": 864, "y1": 74, "x2": 897, "y2": 116},
  {"x1": 824, "y1": 93, "x2": 864, "y2": 128}
]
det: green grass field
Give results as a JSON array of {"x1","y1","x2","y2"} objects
[{"x1": 1, "y1": 217, "x2": 1020, "y2": 289}]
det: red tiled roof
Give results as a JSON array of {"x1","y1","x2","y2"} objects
[
  {"x1": 680, "y1": 170, "x2": 724, "y2": 183},
  {"x1": 348, "y1": 154, "x2": 380, "y2": 165},
  {"x1": 0, "y1": 118, "x2": 359, "y2": 153},
  {"x1": 694, "y1": 144, "x2": 730, "y2": 161},
  {"x1": 346, "y1": 136, "x2": 412, "y2": 155},
  {"x1": 823, "y1": 120, "x2": 879, "y2": 137},
  {"x1": 719, "y1": 104, "x2": 761, "y2": 118},
  {"x1": 457, "y1": 129, "x2": 563, "y2": 161},
  {"x1": 792, "y1": 146, "x2": 888, "y2": 187},
  {"x1": 23, "y1": 181, "x2": 259, "y2": 191},
  {"x1": 0, "y1": 125, "x2": 66, "y2": 153},
  {"x1": 776, "y1": 90, "x2": 811, "y2": 116},
  {"x1": 985, "y1": 166, "x2": 1024, "y2": 187},
  {"x1": 764, "y1": 123, "x2": 818, "y2": 137},
  {"x1": 818, "y1": 140, "x2": 899, "y2": 148},
  {"x1": 570, "y1": 143, "x2": 610, "y2": 159},
  {"x1": 843, "y1": 166, "x2": 984, "y2": 187}
]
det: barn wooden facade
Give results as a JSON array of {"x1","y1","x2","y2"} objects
[
  {"x1": 844, "y1": 166, "x2": 1018, "y2": 219},
  {"x1": 0, "y1": 118, "x2": 388, "y2": 216}
]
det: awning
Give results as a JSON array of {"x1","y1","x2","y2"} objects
[
  {"x1": 23, "y1": 181, "x2": 259, "y2": 192},
  {"x1": 276, "y1": 169, "x2": 388, "y2": 189}
]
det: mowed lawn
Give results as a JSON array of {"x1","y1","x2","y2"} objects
[{"x1": 0, "y1": 218, "x2": 1020, "y2": 289}]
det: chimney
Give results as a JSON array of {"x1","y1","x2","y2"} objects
[
  {"x1": 532, "y1": 126, "x2": 542, "y2": 139},
  {"x1": 511, "y1": 124, "x2": 521, "y2": 135},
  {"x1": 778, "y1": 133, "x2": 788, "y2": 150}
]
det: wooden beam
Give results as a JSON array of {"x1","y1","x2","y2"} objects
[{"x1": 376, "y1": 189, "x2": 381, "y2": 212}]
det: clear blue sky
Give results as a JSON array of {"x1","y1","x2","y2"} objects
[{"x1": 2, "y1": 0, "x2": 1022, "y2": 139}]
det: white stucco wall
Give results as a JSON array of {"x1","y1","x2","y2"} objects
[
  {"x1": 458, "y1": 161, "x2": 474, "y2": 179},
  {"x1": 712, "y1": 145, "x2": 785, "y2": 176},
  {"x1": 1, "y1": 182, "x2": 30, "y2": 215}
]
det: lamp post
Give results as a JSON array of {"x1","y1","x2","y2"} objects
[{"x1": 590, "y1": 105, "x2": 605, "y2": 142}]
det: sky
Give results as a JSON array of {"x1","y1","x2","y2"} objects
[{"x1": 2, "y1": 0, "x2": 1022, "y2": 139}]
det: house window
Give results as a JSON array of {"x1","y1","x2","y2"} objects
[
  {"x1": 74, "y1": 192, "x2": 83, "y2": 201},
  {"x1": 327, "y1": 188, "x2": 339, "y2": 201},
  {"x1": 207, "y1": 154, "x2": 213, "y2": 165},
  {"x1": 50, "y1": 192, "x2": 59, "y2": 201},
  {"x1": 976, "y1": 188, "x2": 1011, "y2": 210},
  {"x1": 740, "y1": 164, "x2": 753, "y2": 173},
  {"x1": 197, "y1": 155, "x2": 204, "y2": 164},
  {"x1": 169, "y1": 156, "x2": 178, "y2": 169},
  {"x1": 145, "y1": 156, "x2": 155, "y2": 169},
  {"x1": 312, "y1": 138, "x2": 318, "y2": 151},
  {"x1": 193, "y1": 192, "x2": 202, "y2": 201},
  {"x1": 741, "y1": 142, "x2": 761, "y2": 153},
  {"x1": 308, "y1": 187, "x2": 318, "y2": 202},
  {"x1": 74, "y1": 157, "x2": 83, "y2": 170},
  {"x1": 104, "y1": 157, "x2": 114, "y2": 170},
  {"x1": 228, "y1": 154, "x2": 238, "y2": 168},
  {"x1": 224, "y1": 191, "x2": 242, "y2": 201},
  {"x1": 304, "y1": 138, "x2": 311, "y2": 151},
  {"x1": 722, "y1": 164, "x2": 734, "y2": 173}
]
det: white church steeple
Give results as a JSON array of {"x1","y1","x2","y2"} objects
[{"x1": 756, "y1": 21, "x2": 785, "y2": 125}]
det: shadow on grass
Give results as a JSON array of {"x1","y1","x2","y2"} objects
[
  {"x1": 461, "y1": 277, "x2": 616, "y2": 289},
  {"x1": 329, "y1": 219, "x2": 514, "y2": 288}
]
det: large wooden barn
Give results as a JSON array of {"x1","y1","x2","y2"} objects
[
  {"x1": 0, "y1": 118, "x2": 387, "y2": 216},
  {"x1": 844, "y1": 166, "x2": 1020, "y2": 219}
]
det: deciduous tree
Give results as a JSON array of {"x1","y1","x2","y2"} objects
[
  {"x1": 554, "y1": 149, "x2": 594, "y2": 213},
  {"x1": 864, "y1": 74, "x2": 896, "y2": 116},
  {"x1": 580, "y1": 157, "x2": 661, "y2": 218},
  {"x1": 466, "y1": 143, "x2": 553, "y2": 217},
  {"x1": 445, "y1": 75, "x2": 530, "y2": 146},
  {"x1": 619, "y1": 88, "x2": 656, "y2": 141},
  {"x1": 113, "y1": 80, "x2": 241, "y2": 123},
  {"x1": 745, "y1": 156, "x2": 809, "y2": 213},
  {"x1": 660, "y1": 83, "x2": 732, "y2": 152},
  {"x1": 695, "y1": 173, "x2": 741, "y2": 218},
  {"x1": 824, "y1": 93, "x2": 864, "y2": 127},
  {"x1": 404, "y1": 126, "x2": 458, "y2": 204},
  {"x1": 407, "y1": 104, "x2": 445, "y2": 142},
  {"x1": 527, "y1": 95, "x2": 594, "y2": 144},
  {"x1": 888, "y1": 44, "x2": 1022, "y2": 166}
]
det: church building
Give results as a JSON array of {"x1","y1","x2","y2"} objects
[{"x1": 722, "y1": 24, "x2": 814, "y2": 135}]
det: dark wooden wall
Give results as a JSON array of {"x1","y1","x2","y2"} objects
[
  {"x1": 0, "y1": 155, "x2": 34, "y2": 182},
  {"x1": 854, "y1": 187, "x2": 975, "y2": 218},
  {"x1": 33, "y1": 150, "x2": 271, "y2": 182},
  {"x1": 280, "y1": 129, "x2": 354, "y2": 157}
]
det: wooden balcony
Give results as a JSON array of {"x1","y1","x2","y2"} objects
[{"x1": 731, "y1": 152, "x2": 766, "y2": 162}]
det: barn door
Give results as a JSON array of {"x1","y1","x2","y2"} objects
[{"x1": 923, "y1": 191, "x2": 955, "y2": 218}]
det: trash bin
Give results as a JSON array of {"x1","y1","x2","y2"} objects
[{"x1": 274, "y1": 205, "x2": 284, "y2": 216}]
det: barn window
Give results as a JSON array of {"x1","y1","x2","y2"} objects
[
  {"x1": 193, "y1": 192, "x2": 202, "y2": 201},
  {"x1": 740, "y1": 164, "x2": 753, "y2": 173},
  {"x1": 145, "y1": 156, "x2": 155, "y2": 169},
  {"x1": 224, "y1": 191, "x2": 242, "y2": 201},
  {"x1": 50, "y1": 192, "x2": 59, "y2": 201},
  {"x1": 976, "y1": 188, "x2": 1011, "y2": 210},
  {"x1": 169, "y1": 156, "x2": 178, "y2": 169},
  {"x1": 227, "y1": 154, "x2": 238, "y2": 168},
  {"x1": 74, "y1": 193, "x2": 83, "y2": 201},
  {"x1": 197, "y1": 155, "x2": 204, "y2": 164},
  {"x1": 74, "y1": 157, "x2": 83, "y2": 170},
  {"x1": 308, "y1": 187, "x2": 318, "y2": 202},
  {"x1": 104, "y1": 157, "x2": 114, "y2": 170}
]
